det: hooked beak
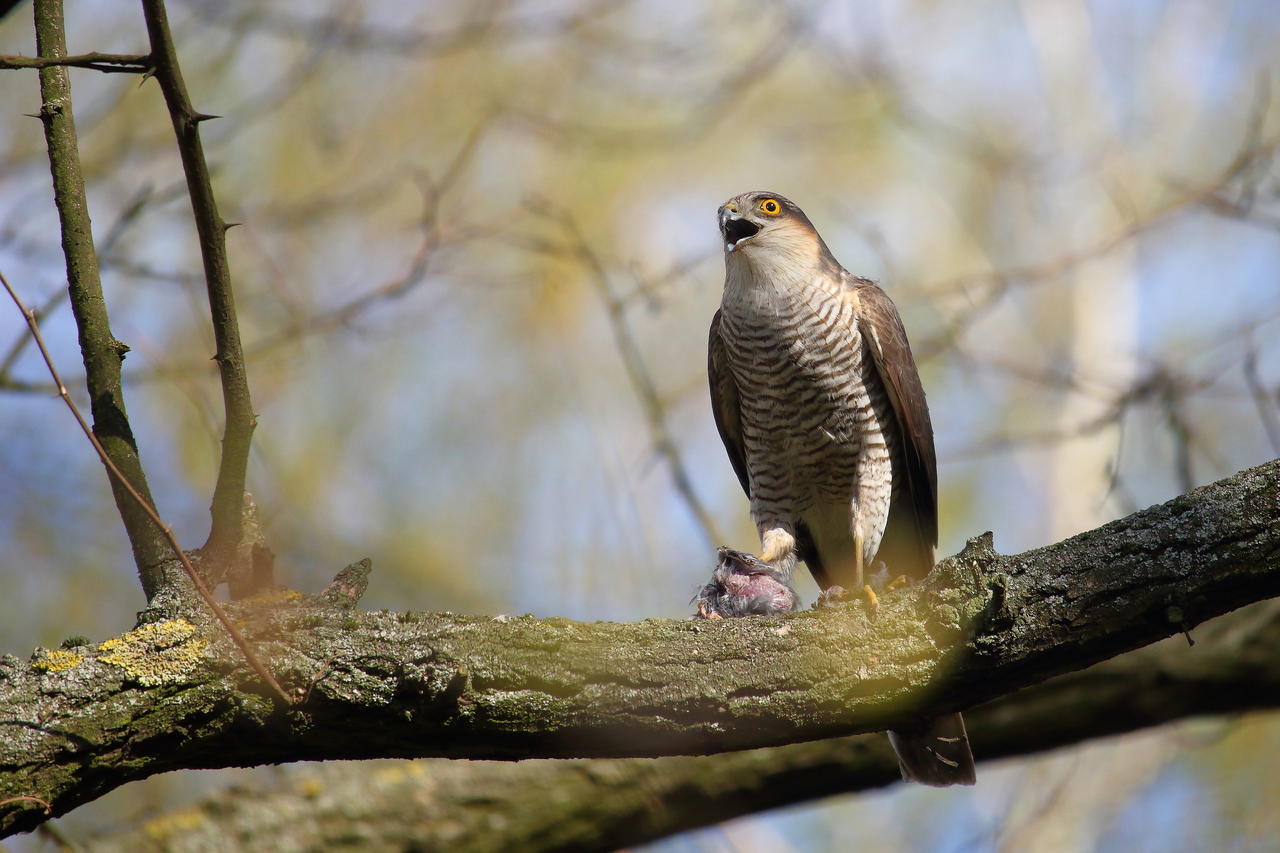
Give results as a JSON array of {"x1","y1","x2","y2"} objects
[{"x1": 720, "y1": 209, "x2": 760, "y2": 252}]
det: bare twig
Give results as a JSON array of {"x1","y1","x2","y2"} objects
[
  {"x1": 1243, "y1": 343, "x2": 1280, "y2": 456},
  {"x1": 0, "y1": 286, "x2": 62, "y2": 378},
  {"x1": 184, "y1": 0, "x2": 633, "y2": 58},
  {"x1": 0, "y1": 796, "x2": 50, "y2": 815},
  {"x1": 0, "y1": 51, "x2": 151, "y2": 73},
  {"x1": 0, "y1": 269, "x2": 292, "y2": 707},
  {"x1": 1159, "y1": 388, "x2": 1197, "y2": 494},
  {"x1": 0, "y1": 183, "x2": 163, "y2": 386},
  {"x1": 915, "y1": 131, "x2": 1280, "y2": 361},
  {"x1": 141, "y1": 0, "x2": 257, "y2": 562},
  {"x1": 525, "y1": 199, "x2": 723, "y2": 548},
  {"x1": 32, "y1": 0, "x2": 171, "y2": 595}
]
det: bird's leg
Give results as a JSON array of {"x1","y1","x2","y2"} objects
[
  {"x1": 757, "y1": 526, "x2": 796, "y2": 576},
  {"x1": 853, "y1": 532, "x2": 880, "y2": 613},
  {"x1": 853, "y1": 532, "x2": 865, "y2": 590}
]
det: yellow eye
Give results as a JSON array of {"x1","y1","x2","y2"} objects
[{"x1": 759, "y1": 198, "x2": 781, "y2": 215}]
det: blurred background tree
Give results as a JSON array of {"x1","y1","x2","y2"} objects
[{"x1": 1, "y1": 0, "x2": 1278, "y2": 850}]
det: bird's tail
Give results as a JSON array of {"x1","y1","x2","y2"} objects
[{"x1": 887, "y1": 712, "x2": 976, "y2": 786}]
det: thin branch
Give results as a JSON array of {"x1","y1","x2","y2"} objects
[
  {"x1": 0, "y1": 51, "x2": 151, "y2": 73},
  {"x1": 0, "y1": 269, "x2": 291, "y2": 708},
  {"x1": 0, "y1": 285, "x2": 62, "y2": 378},
  {"x1": 0, "y1": 796, "x2": 50, "y2": 815},
  {"x1": 32, "y1": 0, "x2": 171, "y2": 594},
  {"x1": 526, "y1": 198, "x2": 723, "y2": 548},
  {"x1": 183, "y1": 0, "x2": 633, "y2": 58},
  {"x1": 0, "y1": 183, "x2": 162, "y2": 385},
  {"x1": 1244, "y1": 342, "x2": 1280, "y2": 456},
  {"x1": 915, "y1": 131, "x2": 1280, "y2": 361},
  {"x1": 509, "y1": 15, "x2": 802, "y2": 151},
  {"x1": 140, "y1": 0, "x2": 257, "y2": 562}
]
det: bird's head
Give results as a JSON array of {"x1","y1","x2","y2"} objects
[{"x1": 717, "y1": 191, "x2": 837, "y2": 274}]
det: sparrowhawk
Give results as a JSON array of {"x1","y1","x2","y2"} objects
[{"x1": 707, "y1": 191, "x2": 976, "y2": 786}]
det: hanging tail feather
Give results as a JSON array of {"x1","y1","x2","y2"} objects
[{"x1": 887, "y1": 712, "x2": 976, "y2": 786}]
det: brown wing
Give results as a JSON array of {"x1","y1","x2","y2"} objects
[
  {"x1": 851, "y1": 278, "x2": 938, "y2": 578},
  {"x1": 708, "y1": 310, "x2": 750, "y2": 498}
]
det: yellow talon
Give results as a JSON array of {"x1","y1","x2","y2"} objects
[
  {"x1": 863, "y1": 584, "x2": 879, "y2": 609},
  {"x1": 885, "y1": 575, "x2": 909, "y2": 593}
]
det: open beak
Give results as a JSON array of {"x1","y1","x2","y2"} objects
[{"x1": 720, "y1": 210, "x2": 760, "y2": 252}]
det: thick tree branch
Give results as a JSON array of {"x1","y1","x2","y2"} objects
[
  {"x1": 140, "y1": 0, "x2": 258, "y2": 565},
  {"x1": 1, "y1": 458, "x2": 1277, "y2": 836},
  {"x1": 84, "y1": 598, "x2": 1280, "y2": 853},
  {"x1": 31, "y1": 0, "x2": 171, "y2": 596}
]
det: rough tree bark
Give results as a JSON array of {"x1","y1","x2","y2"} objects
[
  {"x1": 85, "y1": 597, "x2": 1280, "y2": 852},
  {"x1": 1, "y1": 457, "x2": 1277, "y2": 838}
]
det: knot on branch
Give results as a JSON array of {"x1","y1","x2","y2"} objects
[
  {"x1": 959, "y1": 531, "x2": 997, "y2": 561},
  {"x1": 930, "y1": 531, "x2": 998, "y2": 598},
  {"x1": 227, "y1": 493, "x2": 274, "y2": 600},
  {"x1": 323, "y1": 559, "x2": 373, "y2": 610},
  {"x1": 927, "y1": 531, "x2": 1012, "y2": 640}
]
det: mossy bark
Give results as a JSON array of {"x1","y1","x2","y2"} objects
[
  {"x1": 1, "y1": 458, "x2": 1278, "y2": 837},
  {"x1": 84, "y1": 598, "x2": 1280, "y2": 853}
]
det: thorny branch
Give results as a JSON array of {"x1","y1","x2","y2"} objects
[
  {"x1": 30, "y1": 0, "x2": 171, "y2": 594},
  {"x1": 140, "y1": 0, "x2": 258, "y2": 565}
]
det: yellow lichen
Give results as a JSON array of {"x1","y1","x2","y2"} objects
[
  {"x1": 32, "y1": 649, "x2": 84, "y2": 673},
  {"x1": 373, "y1": 762, "x2": 428, "y2": 785},
  {"x1": 97, "y1": 619, "x2": 208, "y2": 686},
  {"x1": 244, "y1": 587, "x2": 304, "y2": 606},
  {"x1": 298, "y1": 777, "x2": 324, "y2": 798},
  {"x1": 143, "y1": 806, "x2": 207, "y2": 840}
]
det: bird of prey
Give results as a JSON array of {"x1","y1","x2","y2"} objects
[{"x1": 707, "y1": 191, "x2": 976, "y2": 786}]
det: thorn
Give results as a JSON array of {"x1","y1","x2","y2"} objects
[
  {"x1": 193, "y1": 112, "x2": 221, "y2": 123},
  {"x1": 1182, "y1": 629, "x2": 1195, "y2": 647},
  {"x1": 223, "y1": 221, "x2": 241, "y2": 231}
]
